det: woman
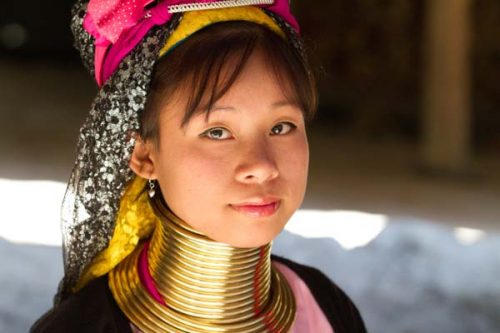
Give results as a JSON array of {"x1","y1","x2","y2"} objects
[{"x1": 32, "y1": 0, "x2": 367, "y2": 332}]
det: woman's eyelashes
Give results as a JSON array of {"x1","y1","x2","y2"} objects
[
  {"x1": 200, "y1": 122, "x2": 297, "y2": 141},
  {"x1": 202, "y1": 127, "x2": 232, "y2": 140},
  {"x1": 270, "y1": 122, "x2": 297, "y2": 136}
]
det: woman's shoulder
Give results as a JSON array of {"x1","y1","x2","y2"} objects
[
  {"x1": 30, "y1": 276, "x2": 131, "y2": 333},
  {"x1": 271, "y1": 255, "x2": 368, "y2": 333}
]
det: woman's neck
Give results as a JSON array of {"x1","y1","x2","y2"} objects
[
  {"x1": 108, "y1": 195, "x2": 296, "y2": 332},
  {"x1": 147, "y1": 196, "x2": 274, "y2": 322}
]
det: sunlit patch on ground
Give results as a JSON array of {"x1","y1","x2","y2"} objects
[
  {"x1": 0, "y1": 178, "x2": 65, "y2": 246},
  {"x1": 286, "y1": 210, "x2": 388, "y2": 249},
  {"x1": 0, "y1": 178, "x2": 390, "y2": 249},
  {"x1": 0, "y1": 178, "x2": 491, "y2": 254},
  {"x1": 453, "y1": 227, "x2": 486, "y2": 245}
]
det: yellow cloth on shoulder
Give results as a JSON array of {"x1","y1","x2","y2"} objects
[{"x1": 73, "y1": 177, "x2": 158, "y2": 292}]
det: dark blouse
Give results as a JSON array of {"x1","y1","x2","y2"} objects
[{"x1": 31, "y1": 256, "x2": 367, "y2": 333}]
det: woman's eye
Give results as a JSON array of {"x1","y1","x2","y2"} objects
[
  {"x1": 201, "y1": 127, "x2": 232, "y2": 140},
  {"x1": 271, "y1": 122, "x2": 297, "y2": 136}
]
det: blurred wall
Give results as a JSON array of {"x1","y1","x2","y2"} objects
[
  {"x1": 0, "y1": 1, "x2": 74, "y2": 58},
  {"x1": 2, "y1": 0, "x2": 500, "y2": 150},
  {"x1": 294, "y1": 0, "x2": 423, "y2": 141},
  {"x1": 291, "y1": 0, "x2": 500, "y2": 152}
]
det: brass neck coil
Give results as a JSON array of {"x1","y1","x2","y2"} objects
[{"x1": 108, "y1": 195, "x2": 296, "y2": 332}]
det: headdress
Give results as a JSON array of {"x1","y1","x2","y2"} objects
[{"x1": 59, "y1": 0, "x2": 303, "y2": 303}]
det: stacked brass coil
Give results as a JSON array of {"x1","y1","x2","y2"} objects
[{"x1": 109, "y1": 195, "x2": 296, "y2": 332}]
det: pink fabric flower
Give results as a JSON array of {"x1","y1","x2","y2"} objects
[{"x1": 84, "y1": 0, "x2": 155, "y2": 45}]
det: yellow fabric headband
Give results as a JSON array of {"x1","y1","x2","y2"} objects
[{"x1": 159, "y1": 6, "x2": 284, "y2": 57}]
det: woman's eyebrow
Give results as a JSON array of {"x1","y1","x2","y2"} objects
[
  {"x1": 198, "y1": 100, "x2": 301, "y2": 123},
  {"x1": 210, "y1": 106, "x2": 238, "y2": 113},
  {"x1": 271, "y1": 101, "x2": 303, "y2": 116},
  {"x1": 209, "y1": 101, "x2": 298, "y2": 112},
  {"x1": 271, "y1": 100, "x2": 300, "y2": 109},
  {"x1": 202, "y1": 106, "x2": 239, "y2": 123}
]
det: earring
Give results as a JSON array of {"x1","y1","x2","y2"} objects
[{"x1": 148, "y1": 179, "x2": 156, "y2": 198}]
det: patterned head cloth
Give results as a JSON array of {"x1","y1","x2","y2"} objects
[{"x1": 59, "y1": 0, "x2": 304, "y2": 303}]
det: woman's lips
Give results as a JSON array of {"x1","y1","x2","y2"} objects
[{"x1": 230, "y1": 200, "x2": 280, "y2": 218}]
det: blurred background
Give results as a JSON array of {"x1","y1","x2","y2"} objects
[{"x1": 1, "y1": 0, "x2": 499, "y2": 332}]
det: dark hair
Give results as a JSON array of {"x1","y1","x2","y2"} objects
[{"x1": 140, "y1": 20, "x2": 317, "y2": 143}]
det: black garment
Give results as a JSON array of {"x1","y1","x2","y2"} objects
[{"x1": 31, "y1": 256, "x2": 367, "y2": 333}]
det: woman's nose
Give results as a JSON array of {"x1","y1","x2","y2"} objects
[{"x1": 234, "y1": 140, "x2": 279, "y2": 184}]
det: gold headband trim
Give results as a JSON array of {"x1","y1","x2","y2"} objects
[{"x1": 168, "y1": 0, "x2": 274, "y2": 13}]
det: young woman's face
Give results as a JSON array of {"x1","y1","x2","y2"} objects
[{"x1": 144, "y1": 51, "x2": 309, "y2": 247}]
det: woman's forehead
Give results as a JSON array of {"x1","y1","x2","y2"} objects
[{"x1": 183, "y1": 59, "x2": 303, "y2": 121}]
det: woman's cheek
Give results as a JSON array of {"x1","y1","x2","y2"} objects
[
  {"x1": 281, "y1": 135, "x2": 309, "y2": 172},
  {"x1": 178, "y1": 152, "x2": 231, "y2": 199},
  {"x1": 285, "y1": 138, "x2": 309, "y2": 203}
]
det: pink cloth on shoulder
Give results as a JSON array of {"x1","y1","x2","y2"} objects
[{"x1": 273, "y1": 261, "x2": 334, "y2": 333}]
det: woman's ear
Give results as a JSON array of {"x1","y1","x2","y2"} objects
[{"x1": 129, "y1": 135, "x2": 157, "y2": 179}]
